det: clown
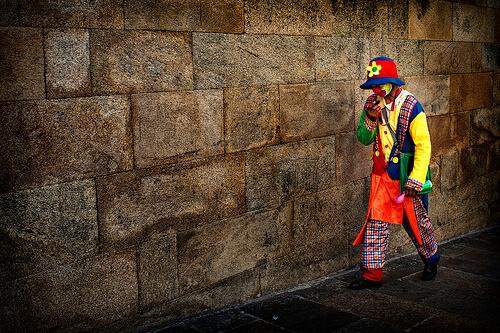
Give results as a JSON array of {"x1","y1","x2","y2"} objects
[{"x1": 349, "y1": 57, "x2": 439, "y2": 290}]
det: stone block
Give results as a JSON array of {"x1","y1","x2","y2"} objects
[
  {"x1": 193, "y1": 33, "x2": 315, "y2": 89},
  {"x1": 0, "y1": 0, "x2": 18, "y2": 25},
  {"x1": 427, "y1": 113, "x2": 469, "y2": 157},
  {"x1": 19, "y1": 0, "x2": 123, "y2": 28},
  {"x1": 404, "y1": 75, "x2": 449, "y2": 116},
  {"x1": 453, "y1": 3, "x2": 496, "y2": 43},
  {"x1": 280, "y1": 82, "x2": 354, "y2": 143},
  {"x1": 0, "y1": 250, "x2": 138, "y2": 332},
  {"x1": 429, "y1": 156, "x2": 441, "y2": 193},
  {"x1": 441, "y1": 150, "x2": 458, "y2": 192},
  {"x1": 96, "y1": 153, "x2": 246, "y2": 250},
  {"x1": 178, "y1": 203, "x2": 292, "y2": 294},
  {"x1": 331, "y1": 0, "x2": 388, "y2": 39},
  {"x1": 132, "y1": 90, "x2": 223, "y2": 169},
  {"x1": 259, "y1": 238, "x2": 348, "y2": 295},
  {"x1": 482, "y1": 43, "x2": 500, "y2": 72},
  {"x1": 44, "y1": 29, "x2": 91, "y2": 99},
  {"x1": 0, "y1": 27, "x2": 44, "y2": 101},
  {"x1": 245, "y1": 0, "x2": 333, "y2": 35},
  {"x1": 459, "y1": 144, "x2": 489, "y2": 184},
  {"x1": 336, "y1": 131, "x2": 372, "y2": 185},
  {"x1": 91, "y1": 30, "x2": 193, "y2": 95},
  {"x1": 471, "y1": 107, "x2": 500, "y2": 146},
  {"x1": 315, "y1": 37, "x2": 370, "y2": 82},
  {"x1": 245, "y1": 137, "x2": 336, "y2": 211},
  {"x1": 294, "y1": 180, "x2": 369, "y2": 249},
  {"x1": 449, "y1": 73, "x2": 493, "y2": 113},
  {"x1": 124, "y1": 0, "x2": 244, "y2": 33},
  {"x1": 409, "y1": 0, "x2": 452, "y2": 41},
  {"x1": 138, "y1": 230, "x2": 178, "y2": 311},
  {"x1": 424, "y1": 41, "x2": 482, "y2": 75},
  {"x1": 108, "y1": 269, "x2": 259, "y2": 333},
  {"x1": 495, "y1": 73, "x2": 500, "y2": 106},
  {"x1": 0, "y1": 180, "x2": 98, "y2": 283},
  {"x1": 0, "y1": 95, "x2": 133, "y2": 193},
  {"x1": 370, "y1": 39, "x2": 424, "y2": 78},
  {"x1": 450, "y1": 175, "x2": 495, "y2": 224},
  {"x1": 224, "y1": 85, "x2": 279, "y2": 153}
]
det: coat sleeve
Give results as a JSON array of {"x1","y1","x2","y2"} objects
[
  {"x1": 357, "y1": 95, "x2": 378, "y2": 146},
  {"x1": 406, "y1": 103, "x2": 431, "y2": 190}
]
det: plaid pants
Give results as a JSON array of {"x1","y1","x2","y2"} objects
[{"x1": 361, "y1": 196, "x2": 438, "y2": 270}]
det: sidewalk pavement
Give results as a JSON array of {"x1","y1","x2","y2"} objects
[{"x1": 140, "y1": 226, "x2": 500, "y2": 333}]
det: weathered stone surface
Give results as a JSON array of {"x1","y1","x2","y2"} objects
[
  {"x1": 427, "y1": 113, "x2": 469, "y2": 157},
  {"x1": 405, "y1": 75, "x2": 449, "y2": 116},
  {"x1": 453, "y1": 3, "x2": 496, "y2": 43},
  {"x1": 471, "y1": 108, "x2": 500, "y2": 146},
  {"x1": 0, "y1": 0, "x2": 18, "y2": 25},
  {"x1": 370, "y1": 39, "x2": 424, "y2": 77},
  {"x1": 0, "y1": 250, "x2": 138, "y2": 332},
  {"x1": 315, "y1": 37, "x2": 370, "y2": 82},
  {"x1": 495, "y1": 73, "x2": 500, "y2": 106},
  {"x1": 91, "y1": 30, "x2": 193, "y2": 95},
  {"x1": 331, "y1": 0, "x2": 388, "y2": 38},
  {"x1": 482, "y1": 43, "x2": 500, "y2": 72},
  {"x1": 280, "y1": 82, "x2": 353, "y2": 143},
  {"x1": 245, "y1": 137, "x2": 336, "y2": 211},
  {"x1": 0, "y1": 180, "x2": 97, "y2": 283},
  {"x1": 0, "y1": 27, "x2": 44, "y2": 101},
  {"x1": 132, "y1": 90, "x2": 223, "y2": 169},
  {"x1": 104, "y1": 269, "x2": 260, "y2": 333},
  {"x1": 448, "y1": 176, "x2": 494, "y2": 235},
  {"x1": 193, "y1": 33, "x2": 315, "y2": 89},
  {"x1": 424, "y1": 41, "x2": 482, "y2": 75},
  {"x1": 45, "y1": 29, "x2": 91, "y2": 99},
  {"x1": 259, "y1": 237, "x2": 349, "y2": 295},
  {"x1": 178, "y1": 203, "x2": 292, "y2": 294},
  {"x1": 294, "y1": 180, "x2": 369, "y2": 249},
  {"x1": 19, "y1": 0, "x2": 124, "y2": 28},
  {"x1": 96, "y1": 153, "x2": 246, "y2": 250},
  {"x1": 336, "y1": 131, "x2": 372, "y2": 185},
  {"x1": 409, "y1": 0, "x2": 452, "y2": 41},
  {"x1": 459, "y1": 144, "x2": 489, "y2": 183},
  {"x1": 441, "y1": 150, "x2": 458, "y2": 192},
  {"x1": 449, "y1": 73, "x2": 493, "y2": 113},
  {"x1": 125, "y1": 0, "x2": 244, "y2": 33},
  {"x1": 224, "y1": 85, "x2": 279, "y2": 153},
  {"x1": 0, "y1": 96, "x2": 132, "y2": 193},
  {"x1": 138, "y1": 230, "x2": 178, "y2": 311},
  {"x1": 245, "y1": 0, "x2": 333, "y2": 35}
]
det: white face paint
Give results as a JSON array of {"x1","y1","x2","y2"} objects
[{"x1": 372, "y1": 83, "x2": 392, "y2": 97}]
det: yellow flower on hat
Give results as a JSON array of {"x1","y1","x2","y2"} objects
[{"x1": 367, "y1": 61, "x2": 382, "y2": 77}]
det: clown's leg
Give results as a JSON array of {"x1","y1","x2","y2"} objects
[
  {"x1": 361, "y1": 219, "x2": 389, "y2": 281},
  {"x1": 402, "y1": 196, "x2": 439, "y2": 280}
]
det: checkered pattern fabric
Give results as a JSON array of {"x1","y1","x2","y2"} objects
[
  {"x1": 405, "y1": 177, "x2": 424, "y2": 192},
  {"x1": 361, "y1": 220, "x2": 389, "y2": 270},
  {"x1": 361, "y1": 196, "x2": 438, "y2": 270},
  {"x1": 395, "y1": 95, "x2": 417, "y2": 153},
  {"x1": 402, "y1": 196, "x2": 438, "y2": 259}
]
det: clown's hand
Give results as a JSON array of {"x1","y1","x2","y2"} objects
[
  {"x1": 366, "y1": 101, "x2": 381, "y2": 122},
  {"x1": 404, "y1": 187, "x2": 418, "y2": 197}
]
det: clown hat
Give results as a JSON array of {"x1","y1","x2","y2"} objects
[{"x1": 360, "y1": 57, "x2": 405, "y2": 89}]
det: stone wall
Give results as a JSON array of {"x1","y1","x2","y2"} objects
[{"x1": 0, "y1": 0, "x2": 498, "y2": 331}]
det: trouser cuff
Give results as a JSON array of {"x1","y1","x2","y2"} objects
[{"x1": 361, "y1": 268, "x2": 383, "y2": 281}]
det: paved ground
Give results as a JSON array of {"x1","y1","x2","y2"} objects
[{"x1": 140, "y1": 226, "x2": 500, "y2": 333}]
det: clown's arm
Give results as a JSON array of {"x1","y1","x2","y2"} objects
[
  {"x1": 357, "y1": 95, "x2": 379, "y2": 145},
  {"x1": 406, "y1": 103, "x2": 432, "y2": 191}
]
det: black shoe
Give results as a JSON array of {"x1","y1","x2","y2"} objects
[
  {"x1": 422, "y1": 259, "x2": 439, "y2": 281},
  {"x1": 348, "y1": 277, "x2": 382, "y2": 290}
]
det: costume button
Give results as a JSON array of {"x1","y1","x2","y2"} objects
[
  {"x1": 375, "y1": 151, "x2": 380, "y2": 157},
  {"x1": 385, "y1": 144, "x2": 389, "y2": 148},
  {"x1": 393, "y1": 157, "x2": 399, "y2": 163},
  {"x1": 384, "y1": 131, "x2": 387, "y2": 135}
]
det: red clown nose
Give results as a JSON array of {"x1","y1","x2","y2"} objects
[{"x1": 372, "y1": 86, "x2": 387, "y2": 96}]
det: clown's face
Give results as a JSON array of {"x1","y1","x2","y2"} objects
[{"x1": 372, "y1": 83, "x2": 392, "y2": 97}]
